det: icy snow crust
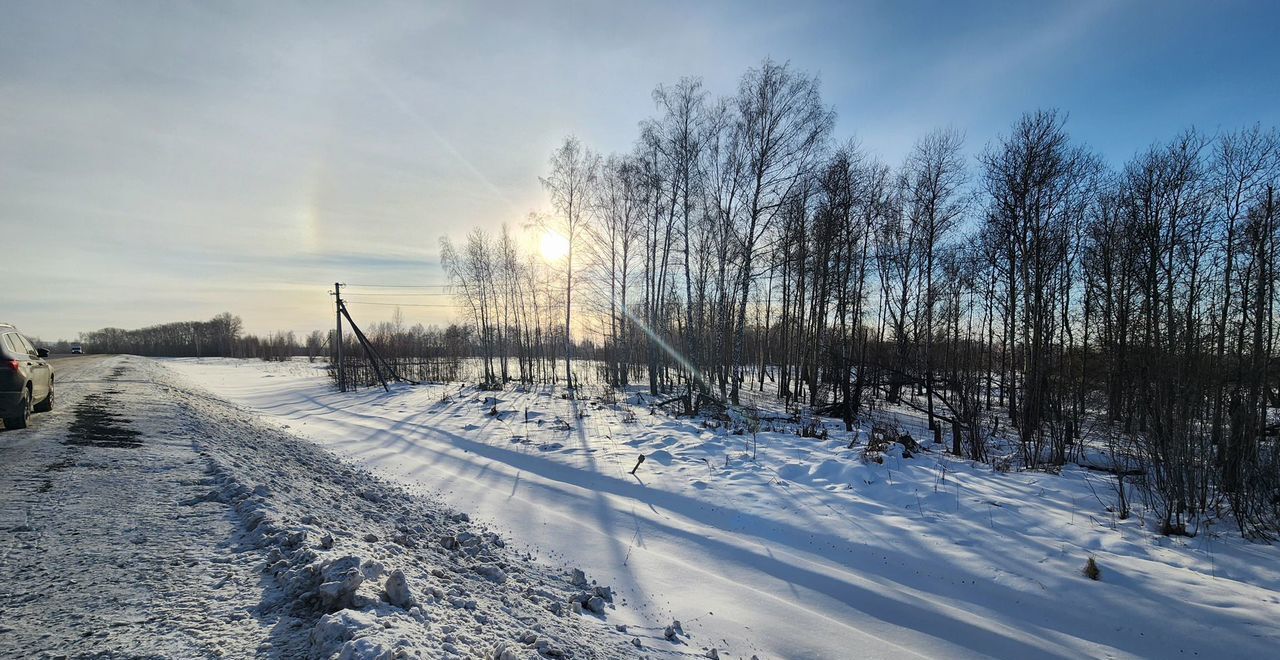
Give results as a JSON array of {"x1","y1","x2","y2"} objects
[
  {"x1": 1, "y1": 356, "x2": 638, "y2": 659},
  {"x1": 164, "y1": 357, "x2": 1280, "y2": 660}
]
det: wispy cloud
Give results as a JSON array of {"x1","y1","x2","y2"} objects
[{"x1": 2, "y1": 1, "x2": 1277, "y2": 338}]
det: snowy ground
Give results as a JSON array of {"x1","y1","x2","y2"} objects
[
  {"x1": 1, "y1": 355, "x2": 638, "y2": 659},
  {"x1": 163, "y1": 357, "x2": 1280, "y2": 660}
]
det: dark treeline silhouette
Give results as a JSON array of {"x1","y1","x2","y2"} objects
[
  {"x1": 70, "y1": 309, "x2": 483, "y2": 386},
  {"x1": 78, "y1": 313, "x2": 299, "y2": 361},
  {"x1": 436, "y1": 60, "x2": 1280, "y2": 539}
]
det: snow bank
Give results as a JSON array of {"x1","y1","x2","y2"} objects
[{"x1": 156, "y1": 360, "x2": 637, "y2": 659}]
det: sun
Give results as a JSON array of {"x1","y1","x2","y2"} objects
[{"x1": 539, "y1": 230, "x2": 570, "y2": 262}]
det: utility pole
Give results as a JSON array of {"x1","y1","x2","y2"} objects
[
  {"x1": 339, "y1": 304, "x2": 391, "y2": 393},
  {"x1": 333, "y1": 282, "x2": 346, "y2": 392}
]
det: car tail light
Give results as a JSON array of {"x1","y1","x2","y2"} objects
[{"x1": 6, "y1": 360, "x2": 18, "y2": 371}]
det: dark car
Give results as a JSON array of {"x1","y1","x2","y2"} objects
[{"x1": 1, "y1": 323, "x2": 54, "y2": 429}]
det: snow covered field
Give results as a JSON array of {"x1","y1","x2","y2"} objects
[{"x1": 164, "y1": 357, "x2": 1280, "y2": 659}]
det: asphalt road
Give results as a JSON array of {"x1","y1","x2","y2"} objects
[
  {"x1": 47, "y1": 353, "x2": 113, "y2": 369},
  {"x1": 0, "y1": 354, "x2": 268, "y2": 657},
  {"x1": 0, "y1": 353, "x2": 112, "y2": 440}
]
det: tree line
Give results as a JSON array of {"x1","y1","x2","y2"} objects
[
  {"x1": 327, "y1": 308, "x2": 474, "y2": 386},
  {"x1": 439, "y1": 60, "x2": 1280, "y2": 538},
  {"x1": 78, "y1": 313, "x2": 300, "y2": 361}
]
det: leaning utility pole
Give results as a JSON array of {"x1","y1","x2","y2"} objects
[
  {"x1": 338, "y1": 304, "x2": 390, "y2": 392},
  {"x1": 333, "y1": 282, "x2": 346, "y2": 392}
]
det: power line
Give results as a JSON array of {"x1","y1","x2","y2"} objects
[
  {"x1": 344, "y1": 301, "x2": 458, "y2": 308},
  {"x1": 343, "y1": 292, "x2": 455, "y2": 297},
  {"x1": 345, "y1": 283, "x2": 452, "y2": 289},
  {"x1": 344, "y1": 300, "x2": 598, "y2": 310}
]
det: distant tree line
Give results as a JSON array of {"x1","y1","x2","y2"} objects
[
  {"x1": 78, "y1": 313, "x2": 298, "y2": 361},
  {"x1": 69, "y1": 310, "x2": 519, "y2": 388},
  {"x1": 437, "y1": 60, "x2": 1280, "y2": 539}
]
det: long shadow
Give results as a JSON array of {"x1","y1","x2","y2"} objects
[
  {"x1": 178, "y1": 374, "x2": 1279, "y2": 658},
  {"x1": 471, "y1": 433, "x2": 1074, "y2": 657},
  {"x1": 374, "y1": 390, "x2": 661, "y2": 618},
  {"x1": 338, "y1": 408, "x2": 879, "y2": 564},
  {"x1": 329, "y1": 413, "x2": 1143, "y2": 656},
  {"x1": 452, "y1": 410, "x2": 1272, "y2": 655},
  {"x1": 309, "y1": 400, "x2": 976, "y2": 564},
  {"x1": 565, "y1": 394, "x2": 653, "y2": 617}
]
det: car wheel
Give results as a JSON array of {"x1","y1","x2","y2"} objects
[
  {"x1": 4, "y1": 391, "x2": 31, "y2": 429},
  {"x1": 34, "y1": 381, "x2": 54, "y2": 412}
]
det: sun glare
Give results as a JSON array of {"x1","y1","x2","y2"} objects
[{"x1": 539, "y1": 230, "x2": 570, "y2": 262}]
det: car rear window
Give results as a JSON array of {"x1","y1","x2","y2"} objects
[{"x1": 2, "y1": 334, "x2": 21, "y2": 355}]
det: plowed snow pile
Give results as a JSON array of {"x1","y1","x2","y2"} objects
[{"x1": 161, "y1": 362, "x2": 642, "y2": 658}]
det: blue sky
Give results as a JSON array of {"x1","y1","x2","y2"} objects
[{"x1": 2, "y1": 1, "x2": 1277, "y2": 339}]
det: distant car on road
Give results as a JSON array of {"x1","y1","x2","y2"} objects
[
  {"x1": 1, "y1": 323, "x2": 54, "y2": 429},
  {"x1": 70, "y1": 344, "x2": 83, "y2": 354}
]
